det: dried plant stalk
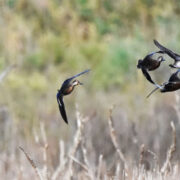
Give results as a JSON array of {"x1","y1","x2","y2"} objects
[
  {"x1": 19, "y1": 146, "x2": 43, "y2": 180},
  {"x1": 67, "y1": 108, "x2": 87, "y2": 178},
  {"x1": 69, "y1": 156, "x2": 89, "y2": 172},
  {"x1": 97, "y1": 154, "x2": 103, "y2": 180},
  {"x1": 81, "y1": 143, "x2": 95, "y2": 179},
  {"x1": 139, "y1": 144, "x2": 145, "y2": 166},
  {"x1": 139, "y1": 144, "x2": 159, "y2": 170},
  {"x1": 146, "y1": 149, "x2": 158, "y2": 167},
  {"x1": 40, "y1": 122, "x2": 49, "y2": 180},
  {"x1": 161, "y1": 121, "x2": 176, "y2": 174},
  {"x1": 52, "y1": 140, "x2": 66, "y2": 180},
  {"x1": 108, "y1": 106, "x2": 127, "y2": 165},
  {"x1": 115, "y1": 163, "x2": 120, "y2": 179}
]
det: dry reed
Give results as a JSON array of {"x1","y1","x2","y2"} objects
[
  {"x1": 108, "y1": 106, "x2": 127, "y2": 167},
  {"x1": 17, "y1": 109, "x2": 180, "y2": 180},
  {"x1": 19, "y1": 146, "x2": 43, "y2": 180},
  {"x1": 161, "y1": 121, "x2": 176, "y2": 175}
]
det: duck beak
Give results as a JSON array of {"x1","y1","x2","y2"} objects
[{"x1": 79, "y1": 81, "x2": 83, "y2": 85}]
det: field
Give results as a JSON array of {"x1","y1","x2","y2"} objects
[{"x1": 0, "y1": 0, "x2": 180, "y2": 179}]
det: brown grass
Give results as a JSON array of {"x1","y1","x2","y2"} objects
[{"x1": 15, "y1": 108, "x2": 180, "y2": 179}]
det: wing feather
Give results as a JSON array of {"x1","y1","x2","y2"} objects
[
  {"x1": 169, "y1": 69, "x2": 180, "y2": 82},
  {"x1": 141, "y1": 68, "x2": 155, "y2": 85},
  {"x1": 154, "y1": 40, "x2": 179, "y2": 60},
  {"x1": 62, "y1": 69, "x2": 90, "y2": 86},
  {"x1": 57, "y1": 95, "x2": 68, "y2": 124},
  {"x1": 143, "y1": 51, "x2": 164, "y2": 62}
]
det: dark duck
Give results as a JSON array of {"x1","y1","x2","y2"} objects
[
  {"x1": 57, "y1": 69, "x2": 90, "y2": 124},
  {"x1": 137, "y1": 51, "x2": 165, "y2": 86},
  {"x1": 154, "y1": 39, "x2": 180, "y2": 69},
  {"x1": 147, "y1": 69, "x2": 180, "y2": 98}
]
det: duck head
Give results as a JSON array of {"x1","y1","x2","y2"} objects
[
  {"x1": 137, "y1": 59, "x2": 143, "y2": 69},
  {"x1": 72, "y1": 79, "x2": 83, "y2": 86},
  {"x1": 157, "y1": 56, "x2": 165, "y2": 62}
]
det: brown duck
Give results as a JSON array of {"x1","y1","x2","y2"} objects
[
  {"x1": 56, "y1": 69, "x2": 90, "y2": 124},
  {"x1": 137, "y1": 51, "x2": 165, "y2": 86}
]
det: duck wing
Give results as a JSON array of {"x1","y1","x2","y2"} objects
[
  {"x1": 154, "y1": 40, "x2": 180, "y2": 61},
  {"x1": 69, "y1": 69, "x2": 90, "y2": 80},
  {"x1": 61, "y1": 69, "x2": 90, "y2": 87},
  {"x1": 57, "y1": 93, "x2": 68, "y2": 124},
  {"x1": 141, "y1": 68, "x2": 156, "y2": 84},
  {"x1": 143, "y1": 51, "x2": 164, "y2": 62},
  {"x1": 168, "y1": 69, "x2": 180, "y2": 82}
]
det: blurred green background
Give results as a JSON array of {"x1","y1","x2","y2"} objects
[{"x1": 0, "y1": 0, "x2": 180, "y2": 167}]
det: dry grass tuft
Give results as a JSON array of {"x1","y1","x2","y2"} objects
[
  {"x1": 161, "y1": 121, "x2": 176, "y2": 175},
  {"x1": 6, "y1": 108, "x2": 180, "y2": 179}
]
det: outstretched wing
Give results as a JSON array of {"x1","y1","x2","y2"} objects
[
  {"x1": 143, "y1": 51, "x2": 164, "y2": 62},
  {"x1": 141, "y1": 68, "x2": 162, "y2": 89},
  {"x1": 62, "y1": 69, "x2": 90, "y2": 87},
  {"x1": 69, "y1": 69, "x2": 90, "y2": 80},
  {"x1": 154, "y1": 40, "x2": 180, "y2": 60},
  {"x1": 57, "y1": 93, "x2": 68, "y2": 124},
  {"x1": 168, "y1": 69, "x2": 180, "y2": 82},
  {"x1": 141, "y1": 68, "x2": 155, "y2": 85}
]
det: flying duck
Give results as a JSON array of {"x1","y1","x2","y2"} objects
[
  {"x1": 56, "y1": 69, "x2": 90, "y2": 124},
  {"x1": 137, "y1": 51, "x2": 165, "y2": 85}
]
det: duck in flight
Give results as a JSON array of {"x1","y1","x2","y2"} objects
[
  {"x1": 56, "y1": 69, "x2": 90, "y2": 124},
  {"x1": 137, "y1": 51, "x2": 165, "y2": 86},
  {"x1": 146, "y1": 69, "x2": 180, "y2": 98},
  {"x1": 154, "y1": 40, "x2": 180, "y2": 69}
]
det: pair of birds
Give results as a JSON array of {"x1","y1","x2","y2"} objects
[{"x1": 137, "y1": 40, "x2": 180, "y2": 98}]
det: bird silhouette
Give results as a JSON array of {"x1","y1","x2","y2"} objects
[
  {"x1": 137, "y1": 51, "x2": 165, "y2": 86},
  {"x1": 56, "y1": 69, "x2": 90, "y2": 124},
  {"x1": 146, "y1": 69, "x2": 180, "y2": 98},
  {"x1": 154, "y1": 39, "x2": 180, "y2": 68}
]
